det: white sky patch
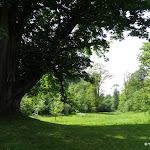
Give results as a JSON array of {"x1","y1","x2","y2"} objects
[{"x1": 91, "y1": 35, "x2": 147, "y2": 95}]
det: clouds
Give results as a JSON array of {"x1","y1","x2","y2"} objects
[{"x1": 91, "y1": 35, "x2": 147, "y2": 95}]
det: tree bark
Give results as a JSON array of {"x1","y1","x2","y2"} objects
[
  {"x1": 0, "y1": 7, "x2": 17, "y2": 114},
  {"x1": 0, "y1": 6, "x2": 41, "y2": 115},
  {"x1": 60, "y1": 79, "x2": 67, "y2": 103}
]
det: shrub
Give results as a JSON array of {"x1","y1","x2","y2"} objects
[
  {"x1": 63, "y1": 103, "x2": 71, "y2": 115},
  {"x1": 20, "y1": 95, "x2": 34, "y2": 116}
]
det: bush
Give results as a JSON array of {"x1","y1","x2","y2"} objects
[
  {"x1": 118, "y1": 99, "x2": 133, "y2": 113},
  {"x1": 20, "y1": 95, "x2": 34, "y2": 116},
  {"x1": 91, "y1": 107, "x2": 96, "y2": 113},
  {"x1": 99, "y1": 99, "x2": 112, "y2": 112},
  {"x1": 63, "y1": 103, "x2": 71, "y2": 115}
]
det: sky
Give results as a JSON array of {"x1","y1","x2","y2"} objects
[{"x1": 91, "y1": 34, "x2": 147, "y2": 95}]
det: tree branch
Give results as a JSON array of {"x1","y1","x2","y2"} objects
[{"x1": 14, "y1": 75, "x2": 42, "y2": 99}]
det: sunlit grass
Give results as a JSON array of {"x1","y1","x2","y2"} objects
[{"x1": 36, "y1": 111, "x2": 150, "y2": 126}]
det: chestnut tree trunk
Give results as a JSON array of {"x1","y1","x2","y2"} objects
[
  {"x1": 0, "y1": 6, "x2": 40, "y2": 114},
  {"x1": 0, "y1": 7, "x2": 17, "y2": 114}
]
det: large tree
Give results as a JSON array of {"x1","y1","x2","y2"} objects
[{"x1": 0, "y1": 0, "x2": 150, "y2": 114}]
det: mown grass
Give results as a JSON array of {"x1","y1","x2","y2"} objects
[
  {"x1": 1, "y1": 112, "x2": 150, "y2": 150},
  {"x1": 36, "y1": 111, "x2": 150, "y2": 126}
]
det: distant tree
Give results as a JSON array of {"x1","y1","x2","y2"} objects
[
  {"x1": 138, "y1": 42, "x2": 150, "y2": 71},
  {"x1": 112, "y1": 88, "x2": 120, "y2": 110},
  {"x1": 87, "y1": 63, "x2": 112, "y2": 112},
  {"x1": 67, "y1": 79, "x2": 93, "y2": 112},
  {"x1": 100, "y1": 94, "x2": 113, "y2": 112},
  {"x1": 121, "y1": 69, "x2": 147, "y2": 101},
  {"x1": 20, "y1": 95, "x2": 34, "y2": 116},
  {"x1": 63, "y1": 103, "x2": 71, "y2": 116},
  {"x1": 118, "y1": 68, "x2": 149, "y2": 112}
]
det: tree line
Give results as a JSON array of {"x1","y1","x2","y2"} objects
[
  {"x1": 118, "y1": 42, "x2": 150, "y2": 113},
  {"x1": 21, "y1": 63, "x2": 120, "y2": 116},
  {"x1": 21, "y1": 42, "x2": 150, "y2": 116}
]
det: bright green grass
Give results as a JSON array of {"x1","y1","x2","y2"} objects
[
  {"x1": 1, "y1": 112, "x2": 150, "y2": 150},
  {"x1": 36, "y1": 111, "x2": 150, "y2": 126}
]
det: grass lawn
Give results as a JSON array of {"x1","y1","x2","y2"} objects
[{"x1": 1, "y1": 112, "x2": 150, "y2": 150}]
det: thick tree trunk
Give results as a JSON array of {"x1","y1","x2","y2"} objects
[
  {"x1": 0, "y1": 76, "x2": 41, "y2": 114},
  {"x1": 0, "y1": 7, "x2": 17, "y2": 114},
  {"x1": 0, "y1": 6, "x2": 38, "y2": 115},
  {"x1": 0, "y1": 6, "x2": 42, "y2": 115}
]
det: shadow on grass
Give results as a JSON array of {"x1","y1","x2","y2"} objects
[
  {"x1": 99, "y1": 112, "x2": 121, "y2": 115},
  {"x1": 0, "y1": 115, "x2": 150, "y2": 150}
]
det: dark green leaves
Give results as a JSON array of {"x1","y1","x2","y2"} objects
[
  {"x1": 8, "y1": 0, "x2": 150, "y2": 83},
  {"x1": 0, "y1": 28, "x2": 8, "y2": 40}
]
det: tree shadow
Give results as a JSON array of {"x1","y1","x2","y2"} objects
[
  {"x1": 99, "y1": 112, "x2": 121, "y2": 115},
  {"x1": 0, "y1": 115, "x2": 150, "y2": 150}
]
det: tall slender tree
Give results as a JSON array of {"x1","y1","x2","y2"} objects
[{"x1": 87, "y1": 63, "x2": 112, "y2": 112}]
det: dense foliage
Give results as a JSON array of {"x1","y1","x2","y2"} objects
[
  {"x1": 21, "y1": 64, "x2": 118, "y2": 116},
  {"x1": 118, "y1": 42, "x2": 150, "y2": 113},
  {"x1": 16, "y1": 0, "x2": 150, "y2": 80}
]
